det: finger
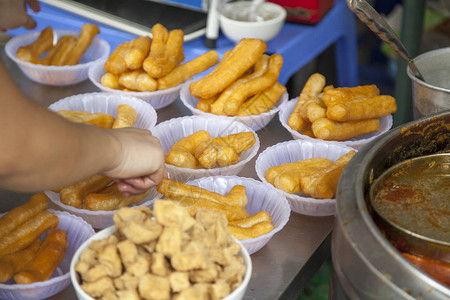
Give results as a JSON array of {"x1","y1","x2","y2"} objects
[
  {"x1": 23, "y1": 15, "x2": 37, "y2": 30},
  {"x1": 26, "y1": 0, "x2": 41, "y2": 12}
]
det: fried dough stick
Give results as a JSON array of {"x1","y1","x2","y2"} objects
[
  {"x1": 237, "y1": 82, "x2": 286, "y2": 116},
  {"x1": 157, "y1": 178, "x2": 248, "y2": 207},
  {"x1": 224, "y1": 53, "x2": 283, "y2": 116},
  {"x1": 264, "y1": 157, "x2": 333, "y2": 185},
  {"x1": 300, "y1": 151, "x2": 356, "y2": 199},
  {"x1": 227, "y1": 221, "x2": 274, "y2": 240},
  {"x1": 59, "y1": 175, "x2": 113, "y2": 208},
  {"x1": 189, "y1": 38, "x2": 267, "y2": 99},
  {"x1": 0, "y1": 239, "x2": 41, "y2": 283},
  {"x1": 311, "y1": 117, "x2": 380, "y2": 141},
  {"x1": 165, "y1": 130, "x2": 211, "y2": 169},
  {"x1": 0, "y1": 210, "x2": 59, "y2": 257},
  {"x1": 124, "y1": 36, "x2": 152, "y2": 70},
  {"x1": 0, "y1": 192, "x2": 48, "y2": 239},
  {"x1": 157, "y1": 50, "x2": 219, "y2": 90},
  {"x1": 16, "y1": 26, "x2": 53, "y2": 62},
  {"x1": 210, "y1": 54, "x2": 270, "y2": 115},
  {"x1": 57, "y1": 110, "x2": 116, "y2": 129},
  {"x1": 287, "y1": 73, "x2": 326, "y2": 131},
  {"x1": 83, "y1": 183, "x2": 150, "y2": 211},
  {"x1": 14, "y1": 229, "x2": 67, "y2": 284},
  {"x1": 104, "y1": 41, "x2": 131, "y2": 74},
  {"x1": 65, "y1": 23, "x2": 100, "y2": 65},
  {"x1": 112, "y1": 104, "x2": 137, "y2": 129}
]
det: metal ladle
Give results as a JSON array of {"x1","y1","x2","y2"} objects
[{"x1": 347, "y1": 0, "x2": 426, "y2": 82}]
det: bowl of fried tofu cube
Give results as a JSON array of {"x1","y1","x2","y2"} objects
[{"x1": 71, "y1": 200, "x2": 252, "y2": 300}]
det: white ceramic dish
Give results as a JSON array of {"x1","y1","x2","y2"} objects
[
  {"x1": 255, "y1": 139, "x2": 356, "y2": 216},
  {"x1": 5, "y1": 29, "x2": 110, "y2": 86},
  {"x1": 219, "y1": 1, "x2": 286, "y2": 42},
  {"x1": 185, "y1": 175, "x2": 291, "y2": 254},
  {"x1": 179, "y1": 79, "x2": 288, "y2": 132},
  {"x1": 151, "y1": 115, "x2": 260, "y2": 182},
  {"x1": 70, "y1": 225, "x2": 252, "y2": 300},
  {"x1": 0, "y1": 210, "x2": 95, "y2": 300},
  {"x1": 278, "y1": 99, "x2": 393, "y2": 150},
  {"x1": 48, "y1": 92, "x2": 158, "y2": 130},
  {"x1": 89, "y1": 62, "x2": 182, "y2": 110}
]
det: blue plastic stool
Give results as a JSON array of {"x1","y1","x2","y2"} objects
[{"x1": 6, "y1": 0, "x2": 358, "y2": 87}]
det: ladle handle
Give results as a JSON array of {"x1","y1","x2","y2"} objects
[{"x1": 346, "y1": 0, "x2": 426, "y2": 81}]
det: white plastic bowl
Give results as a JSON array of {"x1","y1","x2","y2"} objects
[
  {"x1": 151, "y1": 115, "x2": 260, "y2": 182},
  {"x1": 278, "y1": 99, "x2": 393, "y2": 149},
  {"x1": 48, "y1": 92, "x2": 158, "y2": 130},
  {"x1": 185, "y1": 176, "x2": 291, "y2": 254},
  {"x1": 255, "y1": 139, "x2": 356, "y2": 216},
  {"x1": 89, "y1": 62, "x2": 182, "y2": 110},
  {"x1": 71, "y1": 224, "x2": 252, "y2": 300},
  {"x1": 219, "y1": 1, "x2": 286, "y2": 42},
  {"x1": 5, "y1": 29, "x2": 110, "y2": 86},
  {"x1": 0, "y1": 210, "x2": 95, "y2": 300},
  {"x1": 179, "y1": 79, "x2": 288, "y2": 131}
]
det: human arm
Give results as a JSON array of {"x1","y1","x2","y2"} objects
[
  {"x1": 0, "y1": 0, "x2": 40, "y2": 31},
  {"x1": 0, "y1": 62, "x2": 165, "y2": 194}
]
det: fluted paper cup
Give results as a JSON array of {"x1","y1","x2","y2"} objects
[
  {"x1": 48, "y1": 92, "x2": 157, "y2": 130},
  {"x1": 151, "y1": 115, "x2": 260, "y2": 182},
  {"x1": 0, "y1": 210, "x2": 95, "y2": 300},
  {"x1": 46, "y1": 92, "x2": 159, "y2": 229},
  {"x1": 179, "y1": 79, "x2": 288, "y2": 131},
  {"x1": 184, "y1": 176, "x2": 291, "y2": 254},
  {"x1": 278, "y1": 99, "x2": 393, "y2": 149},
  {"x1": 5, "y1": 29, "x2": 110, "y2": 86},
  {"x1": 89, "y1": 62, "x2": 182, "y2": 110},
  {"x1": 255, "y1": 139, "x2": 356, "y2": 216}
]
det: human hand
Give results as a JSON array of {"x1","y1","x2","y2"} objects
[
  {"x1": 103, "y1": 127, "x2": 167, "y2": 195},
  {"x1": 0, "y1": 0, "x2": 40, "y2": 31}
]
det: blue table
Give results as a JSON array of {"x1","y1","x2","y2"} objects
[{"x1": 7, "y1": 0, "x2": 359, "y2": 88}]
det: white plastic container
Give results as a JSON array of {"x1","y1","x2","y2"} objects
[
  {"x1": 278, "y1": 99, "x2": 393, "y2": 149},
  {"x1": 0, "y1": 210, "x2": 95, "y2": 300},
  {"x1": 89, "y1": 62, "x2": 182, "y2": 110},
  {"x1": 151, "y1": 115, "x2": 260, "y2": 182},
  {"x1": 71, "y1": 225, "x2": 252, "y2": 300},
  {"x1": 179, "y1": 79, "x2": 288, "y2": 131},
  {"x1": 255, "y1": 139, "x2": 356, "y2": 216},
  {"x1": 185, "y1": 176, "x2": 291, "y2": 254},
  {"x1": 5, "y1": 29, "x2": 110, "y2": 86}
]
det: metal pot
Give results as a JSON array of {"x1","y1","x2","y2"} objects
[
  {"x1": 407, "y1": 47, "x2": 450, "y2": 120},
  {"x1": 331, "y1": 111, "x2": 450, "y2": 299}
]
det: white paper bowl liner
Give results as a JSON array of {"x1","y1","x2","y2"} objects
[
  {"x1": 5, "y1": 29, "x2": 110, "y2": 86},
  {"x1": 89, "y1": 62, "x2": 182, "y2": 110},
  {"x1": 278, "y1": 99, "x2": 393, "y2": 149},
  {"x1": 0, "y1": 210, "x2": 95, "y2": 300},
  {"x1": 179, "y1": 79, "x2": 288, "y2": 131},
  {"x1": 255, "y1": 139, "x2": 356, "y2": 216},
  {"x1": 48, "y1": 92, "x2": 158, "y2": 130},
  {"x1": 151, "y1": 115, "x2": 260, "y2": 182},
  {"x1": 70, "y1": 225, "x2": 252, "y2": 300},
  {"x1": 185, "y1": 176, "x2": 291, "y2": 254},
  {"x1": 45, "y1": 187, "x2": 159, "y2": 230}
]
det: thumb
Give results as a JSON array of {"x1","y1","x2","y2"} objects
[{"x1": 22, "y1": 15, "x2": 37, "y2": 30}]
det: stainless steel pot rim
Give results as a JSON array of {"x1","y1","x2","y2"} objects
[{"x1": 407, "y1": 47, "x2": 450, "y2": 92}]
